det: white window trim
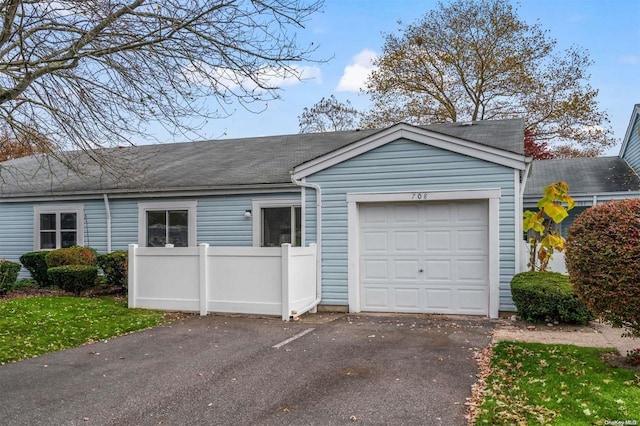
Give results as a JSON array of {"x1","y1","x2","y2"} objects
[
  {"x1": 251, "y1": 199, "x2": 301, "y2": 247},
  {"x1": 138, "y1": 201, "x2": 197, "y2": 247},
  {"x1": 33, "y1": 204, "x2": 85, "y2": 250}
]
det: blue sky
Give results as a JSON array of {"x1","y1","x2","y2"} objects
[{"x1": 152, "y1": 0, "x2": 640, "y2": 156}]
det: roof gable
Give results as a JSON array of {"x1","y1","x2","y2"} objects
[
  {"x1": 293, "y1": 120, "x2": 527, "y2": 179},
  {"x1": 619, "y1": 103, "x2": 640, "y2": 159}
]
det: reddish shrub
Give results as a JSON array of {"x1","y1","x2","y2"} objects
[
  {"x1": 565, "y1": 199, "x2": 640, "y2": 337},
  {"x1": 45, "y1": 247, "x2": 97, "y2": 268}
]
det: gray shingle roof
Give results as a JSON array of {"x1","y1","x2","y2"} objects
[
  {"x1": 524, "y1": 157, "x2": 640, "y2": 196},
  {"x1": 0, "y1": 119, "x2": 524, "y2": 198}
]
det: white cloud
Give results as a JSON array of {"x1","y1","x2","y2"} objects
[
  {"x1": 336, "y1": 49, "x2": 378, "y2": 93},
  {"x1": 620, "y1": 55, "x2": 640, "y2": 65}
]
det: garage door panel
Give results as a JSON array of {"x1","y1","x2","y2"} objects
[
  {"x1": 392, "y1": 204, "x2": 420, "y2": 223},
  {"x1": 424, "y1": 289, "x2": 452, "y2": 310},
  {"x1": 362, "y1": 259, "x2": 389, "y2": 280},
  {"x1": 457, "y1": 202, "x2": 488, "y2": 223},
  {"x1": 393, "y1": 259, "x2": 421, "y2": 280},
  {"x1": 362, "y1": 231, "x2": 388, "y2": 253},
  {"x1": 457, "y1": 259, "x2": 487, "y2": 283},
  {"x1": 361, "y1": 205, "x2": 388, "y2": 224},
  {"x1": 395, "y1": 288, "x2": 421, "y2": 309},
  {"x1": 425, "y1": 230, "x2": 452, "y2": 252},
  {"x1": 457, "y1": 230, "x2": 487, "y2": 252},
  {"x1": 393, "y1": 231, "x2": 420, "y2": 252},
  {"x1": 423, "y1": 203, "x2": 451, "y2": 223},
  {"x1": 360, "y1": 200, "x2": 488, "y2": 315},
  {"x1": 458, "y1": 289, "x2": 488, "y2": 312},
  {"x1": 424, "y1": 260, "x2": 452, "y2": 281},
  {"x1": 362, "y1": 287, "x2": 391, "y2": 309}
]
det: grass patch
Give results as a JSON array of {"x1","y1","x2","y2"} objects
[
  {"x1": 476, "y1": 342, "x2": 640, "y2": 425},
  {"x1": 0, "y1": 296, "x2": 165, "y2": 364}
]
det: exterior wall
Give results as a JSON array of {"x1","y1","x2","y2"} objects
[
  {"x1": 622, "y1": 111, "x2": 640, "y2": 173},
  {"x1": 305, "y1": 139, "x2": 518, "y2": 311},
  {"x1": 0, "y1": 192, "x2": 300, "y2": 276}
]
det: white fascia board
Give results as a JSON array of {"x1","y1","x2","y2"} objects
[
  {"x1": 294, "y1": 123, "x2": 527, "y2": 179},
  {"x1": 619, "y1": 104, "x2": 640, "y2": 158},
  {"x1": 523, "y1": 191, "x2": 640, "y2": 208},
  {"x1": 0, "y1": 185, "x2": 301, "y2": 203},
  {"x1": 346, "y1": 188, "x2": 502, "y2": 203}
]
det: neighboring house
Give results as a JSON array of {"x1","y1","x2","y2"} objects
[
  {"x1": 522, "y1": 104, "x2": 640, "y2": 273},
  {"x1": 524, "y1": 103, "x2": 640, "y2": 236},
  {"x1": 0, "y1": 119, "x2": 528, "y2": 317}
]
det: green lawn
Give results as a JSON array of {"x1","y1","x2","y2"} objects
[
  {"x1": 0, "y1": 296, "x2": 165, "y2": 364},
  {"x1": 476, "y1": 341, "x2": 640, "y2": 425}
]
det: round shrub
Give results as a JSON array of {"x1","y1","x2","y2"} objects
[
  {"x1": 510, "y1": 271, "x2": 594, "y2": 325},
  {"x1": 19, "y1": 251, "x2": 52, "y2": 287},
  {"x1": 47, "y1": 265, "x2": 98, "y2": 295},
  {"x1": 0, "y1": 259, "x2": 22, "y2": 294},
  {"x1": 97, "y1": 251, "x2": 128, "y2": 289},
  {"x1": 45, "y1": 247, "x2": 97, "y2": 268},
  {"x1": 565, "y1": 198, "x2": 640, "y2": 336}
]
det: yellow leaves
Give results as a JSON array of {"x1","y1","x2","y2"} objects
[{"x1": 541, "y1": 201, "x2": 569, "y2": 223}]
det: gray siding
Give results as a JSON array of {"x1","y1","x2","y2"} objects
[
  {"x1": 0, "y1": 192, "x2": 302, "y2": 280},
  {"x1": 306, "y1": 139, "x2": 518, "y2": 310},
  {"x1": 0, "y1": 202, "x2": 34, "y2": 269},
  {"x1": 623, "y1": 113, "x2": 640, "y2": 173}
]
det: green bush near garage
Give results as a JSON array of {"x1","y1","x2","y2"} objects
[{"x1": 510, "y1": 271, "x2": 593, "y2": 325}]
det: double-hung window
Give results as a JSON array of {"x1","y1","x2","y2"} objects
[
  {"x1": 34, "y1": 205, "x2": 84, "y2": 249},
  {"x1": 138, "y1": 201, "x2": 197, "y2": 247},
  {"x1": 252, "y1": 200, "x2": 301, "y2": 247}
]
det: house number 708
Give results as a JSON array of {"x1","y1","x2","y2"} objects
[{"x1": 411, "y1": 193, "x2": 429, "y2": 200}]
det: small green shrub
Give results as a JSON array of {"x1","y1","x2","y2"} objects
[
  {"x1": 45, "y1": 247, "x2": 97, "y2": 268},
  {"x1": 97, "y1": 251, "x2": 128, "y2": 289},
  {"x1": 510, "y1": 271, "x2": 594, "y2": 325},
  {"x1": 47, "y1": 265, "x2": 98, "y2": 295},
  {"x1": 566, "y1": 198, "x2": 640, "y2": 337},
  {"x1": 0, "y1": 260, "x2": 22, "y2": 294},
  {"x1": 19, "y1": 251, "x2": 52, "y2": 287}
]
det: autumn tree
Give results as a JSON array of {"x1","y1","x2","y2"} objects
[
  {"x1": 0, "y1": 0, "x2": 322, "y2": 172},
  {"x1": 298, "y1": 95, "x2": 360, "y2": 133},
  {"x1": 0, "y1": 127, "x2": 54, "y2": 162},
  {"x1": 362, "y1": 0, "x2": 614, "y2": 155},
  {"x1": 524, "y1": 128, "x2": 552, "y2": 160}
]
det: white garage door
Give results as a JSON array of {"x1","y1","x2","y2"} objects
[{"x1": 359, "y1": 200, "x2": 489, "y2": 315}]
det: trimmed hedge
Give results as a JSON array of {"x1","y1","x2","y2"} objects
[
  {"x1": 45, "y1": 247, "x2": 97, "y2": 268},
  {"x1": 566, "y1": 199, "x2": 640, "y2": 336},
  {"x1": 0, "y1": 260, "x2": 22, "y2": 294},
  {"x1": 19, "y1": 251, "x2": 52, "y2": 287},
  {"x1": 97, "y1": 251, "x2": 128, "y2": 289},
  {"x1": 48, "y1": 265, "x2": 98, "y2": 295},
  {"x1": 510, "y1": 271, "x2": 593, "y2": 325}
]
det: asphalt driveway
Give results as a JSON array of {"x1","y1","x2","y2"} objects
[{"x1": 0, "y1": 313, "x2": 495, "y2": 425}]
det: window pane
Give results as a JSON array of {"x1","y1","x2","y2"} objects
[
  {"x1": 168, "y1": 210, "x2": 188, "y2": 247},
  {"x1": 40, "y1": 214, "x2": 56, "y2": 231},
  {"x1": 147, "y1": 211, "x2": 166, "y2": 247},
  {"x1": 294, "y1": 207, "x2": 302, "y2": 247},
  {"x1": 61, "y1": 213, "x2": 77, "y2": 230},
  {"x1": 61, "y1": 231, "x2": 77, "y2": 248},
  {"x1": 262, "y1": 207, "x2": 291, "y2": 247},
  {"x1": 40, "y1": 232, "x2": 56, "y2": 249}
]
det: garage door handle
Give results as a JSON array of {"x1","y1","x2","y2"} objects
[{"x1": 418, "y1": 268, "x2": 424, "y2": 273}]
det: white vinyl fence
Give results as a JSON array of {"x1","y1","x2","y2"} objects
[
  {"x1": 520, "y1": 241, "x2": 567, "y2": 274},
  {"x1": 128, "y1": 243, "x2": 317, "y2": 320}
]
